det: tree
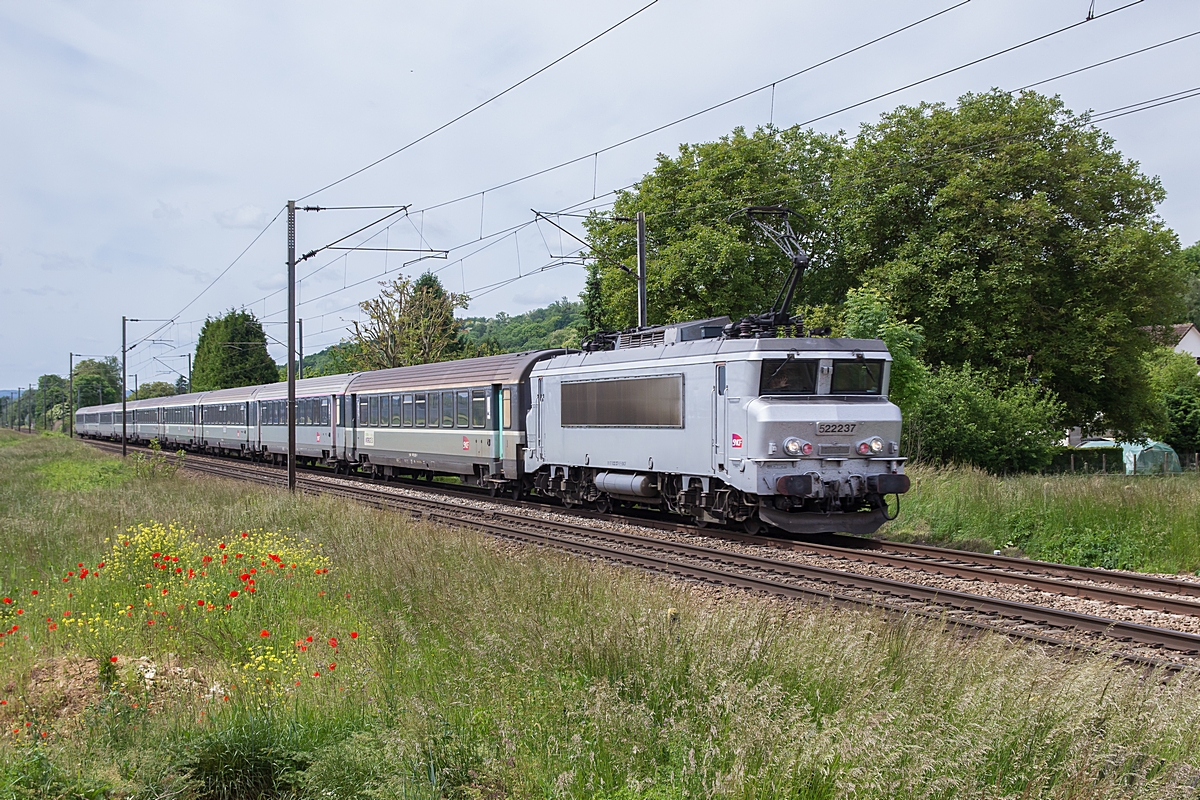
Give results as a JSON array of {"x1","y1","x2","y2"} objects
[
  {"x1": 303, "y1": 342, "x2": 362, "y2": 378},
  {"x1": 583, "y1": 125, "x2": 846, "y2": 329},
  {"x1": 192, "y1": 310, "x2": 279, "y2": 391},
  {"x1": 133, "y1": 381, "x2": 176, "y2": 400},
  {"x1": 1181, "y1": 241, "x2": 1200, "y2": 327},
  {"x1": 836, "y1": 90, "x2": 1185, "y2": 438},
  {"x1": 349, "y1": 273, "x2": 468, "y2": 371},
  {"x1": 904, "y1": 364, "x2": 1065, "y2": 473},
  {"x1": 460, "y1": 298, "x2": 584, "y2": 352},
  {"x1": 73, "y1": 357, "x2": 121, "y2": 408},
  {"x1": 1144, "y1": 347, "x2": 1200, "y2": 452},
  {"x1": 841, "y1": 287, "x2": 926, "y2": 415}
]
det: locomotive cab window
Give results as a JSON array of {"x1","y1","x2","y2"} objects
[
  {"x1": 831, "y1": 360, "x2": 884, "y2": 395},
  {"x1": 759, "y1": 359, "x2": 818, "y2": 395}
]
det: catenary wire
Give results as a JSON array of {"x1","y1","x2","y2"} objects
[{"x1": 298, "y1": 0, "x2": 663, "y2": 202}]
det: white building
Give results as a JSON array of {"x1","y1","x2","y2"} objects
[{"x1": 1168, "y1": 323, "x2": 1200, "y2": 364}]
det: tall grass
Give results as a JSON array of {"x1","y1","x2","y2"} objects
[
  {"x1": 885, "y1": 465, "x2": 1200, "y2": 573},
  {"x1": 1, "y1": 430, "x2": 1199, "y2": 798}
]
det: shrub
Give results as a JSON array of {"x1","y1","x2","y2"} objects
[{"x1": 904, "y1": 364, "x2": 1064, "y2": 473}]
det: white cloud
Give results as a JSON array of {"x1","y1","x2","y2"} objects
[
  {"x1": 152, "y1": 200, "x2": 182, "y2": 221},
  {"x1": 214, "y1": 204, "x2": 268, "y2": 229},
  {"x1": 39, "y1": 252, "x2": 85, "y2": 271}
]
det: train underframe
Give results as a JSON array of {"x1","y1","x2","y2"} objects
[{"x1": 530, "y1": 465, "x2": 900, "y2": 535}]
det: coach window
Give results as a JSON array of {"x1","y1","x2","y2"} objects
[
  {"x1": 471, "y1": 389, "x2": 487, "y2": 428},
  {"x1": 502, "y1": 388, "x2": 512, "y2": 429},
  {"x1": 456, "y1": 390, "x2": 470, "y2": 428},
  {"x1": 401, "y1": 394, "x2": 413, "y2": 427},
  {"x1": 320, "y1": 398, "x2": 330, "y2": 426},
  {"x1": 383, "y1": 395, "x2": 394, "y2": 427},
  {"x1": 368, "y1": 396, "x2": 379, "y2": 427},
  {"x1": 414, "y1": 393, "x2": 426, "y2": 427},
  {"x1": 428, "y1": 393, "x2": 439, "y2": 427},
  {"x1": 442, "y1": 392, "x2": 456, "y2": 427}
]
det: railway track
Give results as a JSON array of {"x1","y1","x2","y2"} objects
[{"x1": 83, "y1": 437, "x2": 1200, "y2": 669}]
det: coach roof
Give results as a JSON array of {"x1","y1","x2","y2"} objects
[{"x1": 346, "y1": 350, "x2": 563, "y2": 394}]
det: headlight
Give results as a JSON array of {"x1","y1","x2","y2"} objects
[
  {"x1": 858, "y1": 437, "x2": 885, "y2": 455},
  {"x1": 783, "y1": 437, "x2": 812, "y2": 457}
]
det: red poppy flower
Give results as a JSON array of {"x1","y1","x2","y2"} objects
[
  {"x1": 312, "y1": 671, "x2": 321, "y2": 678},
  {"x1": 328, "y1": 663, "x2": 336, "y2": 671},
  {"x1": 110, "y1": 656, "x2": 118, "y2": 663},
  {"x1": 48, "y1": 623, "x2": 57, "y2": 631},
  {"x1": 300, "y1": 645, "x2": 307, "y2": 652},
  {"x1": 146, "y1": 620, "x2": 154, "y2": 625},
  {"x1": 197, "y1": 600, "x2": 205, "y2": 606},
  {"x1": 328, "y1": 638, "x2": 338, "y2": 648},
  {"x1": 97, "y1": 562, "x2": 105, "y2": 568},
  {"x1": 241, "y1": 532, "x2": 249, "y2": 538},
  {"x1": 30, "y1": 590, "x2": 37, "y2": 596},
  {"x1": 2, "y1": 598, "x2": 10, "y2": 605},
  {"x1": 218, "y1": 543, "x2": 226, "y2": 549},
  {"x1": 249, "y1": 568, "x2": 256, "y2": 575},
  {"x1": 229, "y1": 590, "x2": 239, "y2": 598},
  {"x1": 350, "y1": 632, "x2": 358, "y2": 639},
  {"x1": 305, "y1": 636, "x2": 313, "y2": 642},
  {"x1": 260, "y1": 629, "x2": 270, "y2": 638}
]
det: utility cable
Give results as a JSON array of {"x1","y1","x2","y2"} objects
[{"x1": 299, "y1": 0, "x2": 663, "y2": 201}]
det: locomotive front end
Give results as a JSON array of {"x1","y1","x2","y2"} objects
[{"x1": 740, "y1": 345, "x2": 909, "y2": 535}]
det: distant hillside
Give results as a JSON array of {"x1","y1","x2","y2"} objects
[
  {"x1": 302, "y1": 298, "x2": 584, "y2": 377},
  {"x1": 460, "y1": 298, "x2": 583, "y2": 352}
]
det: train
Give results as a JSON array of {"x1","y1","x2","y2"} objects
[
  {"x1": 74, "y1": 314, "x2": 909, "y2": 535},
  {"x1": 75, "y1": 208, "x2": 911, "y2": 534}
]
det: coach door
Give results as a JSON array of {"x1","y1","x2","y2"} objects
[
  {"x1": 713, "y1": 363, "x2": 727, "y2": 473},
  {"x1": 534, "y1": 377, "x2": 544, "y2": 462}
]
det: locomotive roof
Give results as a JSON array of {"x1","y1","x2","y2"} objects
[
  {"x1": 534, "y1": 335, "x2": 891, "y2": 372},
  {"x1": 346, "y1": 349, "x2": 563, "y2": 393}
]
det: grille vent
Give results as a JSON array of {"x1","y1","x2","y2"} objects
[{"x1": 616, "y1": 329, "x2": 667, "y2": 349}]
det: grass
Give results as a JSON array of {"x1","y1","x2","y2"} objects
[
  {"x1": 884, "y1": 466, "x2": 1200, "y2": 574},
  {"x1": 0, "y1": 429, "x2": 1198, "y2": 798}
]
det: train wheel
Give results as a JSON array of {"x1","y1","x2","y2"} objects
[
  {"x1": 742, "y1": 517, "x2": 766, "y2": 535},
  {"x1": 593, "y1": 494, "x2": 611, "y2": 514}
]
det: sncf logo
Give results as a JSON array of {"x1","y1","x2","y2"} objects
[
  {"x1": 731, "y1": 433, "x2": 743, "y2": 449},
  {"x1": 462, "y1": 436, "x2": 471, "y2": 451}
]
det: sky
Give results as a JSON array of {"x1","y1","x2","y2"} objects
[{"x1": 2, "y1": 0, "x2": 1198, "y2": 390}]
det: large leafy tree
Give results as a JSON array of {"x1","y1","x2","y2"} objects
[
  {"x1": 192, "y1": 310, "x2": 279, "y2": 391},
  {"x1": 583, "y1": 125, "x2": 846, "y2": 330},
  {"x1": 73, "y1": 357, "x2": 121, "y2": 408},
  {"x1": 584, "y1": 91, "x2": 1186, "y2": 438},
  {"x1": 1181, "y1": 241, "x2": 1200, "y2": 327},
  {"x1": 349, "y1": 273, "x2": 468, "y2": 371},
  {"x1": 836, "y1": 90, "x2": 1184, "y2": 436},
  {"x1": 132, "y1": 381, "x2": 176, "y2": 400}
]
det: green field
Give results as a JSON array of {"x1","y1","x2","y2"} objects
[
  {"x1": 884, "y1": 466, "x2": 1200, "y2": 574},
  {"x1": 1, "y1": 430, "x2": 1199, "y2": 798}
]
